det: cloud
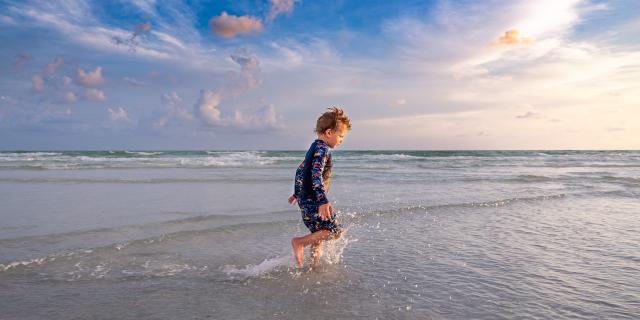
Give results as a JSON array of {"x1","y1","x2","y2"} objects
[
  {"x1": 64, "y1": 92, "x2": 77, "y2": 103},
  {"x1": 153, "y1": 31, "x2": 187, "y2": 50},
  {"x1": 193, "y1": 90, "x2": 283, "y2": 130},
  {"x1": 209, "y1": 12, "x2": 263, "y2": 39},
  {"x1": 516, "y1": 111, "x2": 543, "y2": 119},
  {"x1": 194, "y1": 89, "x2": 223, "y2": 125},
  {"x1": 108, "y1": 107, "x2": 131, "y2": 122},
  {"x1": 45, "y1": 57, "x2": 64, "y2": 74},
  {"x1": 31, "y1": 74, "x2": 45, "y2": 92},
  {"x1": 391, "y1": 98, "x2": 407, "y2": 107},
  {"x1": 14, "y1": 53, "x2": 33, "y2": 70},
  {"x1": 493, "y1": 29, "x2": 533, "y2": 47},
  {"x1": 112, "y1": 22, "x2": 152, "y2": 52},
  {"x1": 268, "y1": 42, "x2": 304, "y2": 68},
  {"x1": 123, "y1": 77, "x2": 146, "y2": 86},
  {"x1": 0, "y1": 14, "x2": 16, "y2": 25},
  {"x1": 232, "y1": 104, "x2": 283, "y2": 130},
  {"x1": 131, "y1": 0, "x2": 157, "y2": 16},
  {"x1": 225, "y1": 48, "x2": 262, "y2": 96},
  {"x1": 163, "y1": 92, "x2": 194, "y2": 121},
  {"x1": 267, "y1": 0, "x2": 297, "y2": 22},
  {"x1": 76, "y1": 67, "x2": 104, "y2": 87},
  {"x1": 154, "y1": 92, "x2": 195, "y2": 127},
  {"x1": 135, "y1": 22, "x2": 152, "y2": 36},
  {"x1": 85, "y1": 88, "x2": 106, "y2": 102}
]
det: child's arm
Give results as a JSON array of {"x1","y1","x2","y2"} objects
[
  {"x1": 311, "y1": 145, "x2": 333, "y2": 220},
  {"x1": 311, "y1": 146, "x2": 329, "y2": 205},
  {"x1": 289, "y1": 161, "x2": 304, "y2": 205}
]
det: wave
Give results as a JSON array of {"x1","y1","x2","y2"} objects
[
  {"x1": 0, "y1": 177, "x2": 292, "y2": 184},
  {"x1": 0, "y1": 210, "x2": 294, "y2": 248},
  {"x1": 460, "y1": 174, "x2": 555, "y2": 183},
  {"x1": 0, "y1": 256, "x2": 56, "y2": 271},
  {"x1": 123, "y1": 151, "x2": 164, "y2": 156},
  {"x1": 600, "y1": 176, "x2": 640, "y2": 184},
  {"x1": 0, "y1": 192, "x2": 569, "y2": 274},
  {"x1": 2, "y1": 150, "x2": 639, "y2": 170},
  {"x1": 351, "y1": 193, "x2": 569, "y2": 219},
  {"x1": 0, "y1": 151, "x2": 287, "y2": 170}
]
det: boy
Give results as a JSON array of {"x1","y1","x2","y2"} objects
[{"x1": 289, "y1": 107, "x2": 351, "y2": 267}]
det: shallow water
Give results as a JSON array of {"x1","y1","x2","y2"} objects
[{"x1": 1, "y1": 150, "x2": 639, "y2": 319}]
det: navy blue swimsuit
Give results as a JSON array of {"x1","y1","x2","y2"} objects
[{"x1": 294, "y1": 139, "x2": 342, "y2": 234}]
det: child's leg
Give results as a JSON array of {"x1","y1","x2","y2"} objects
[{"x1": 291, "y1": 230, "x2": 333, "y2": 267}]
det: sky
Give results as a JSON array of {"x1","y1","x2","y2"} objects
[{"x1": 0, "y1": 0, "x2": 638, "y2": 150}]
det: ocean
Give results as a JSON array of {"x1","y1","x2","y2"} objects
[{"x1": 0, "y1": 150, "x2": 638, "y2": 319}]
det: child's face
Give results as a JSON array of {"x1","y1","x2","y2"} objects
[{"x1": 324, "y1": 123, "x2": 348, "y2": 148}]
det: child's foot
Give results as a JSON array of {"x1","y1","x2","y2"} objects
[{"x1": 291, "y1": 238, "x2": 304, "y2": 267}]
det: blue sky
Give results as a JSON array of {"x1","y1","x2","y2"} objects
[{"x1": 1, "y1": 0, "x2": 638, "y2": 150}]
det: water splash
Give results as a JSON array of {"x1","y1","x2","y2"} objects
[{"x1": 222, "y1": 255, "x2": 293, "y2": 278}]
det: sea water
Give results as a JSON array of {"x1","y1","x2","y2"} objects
[{"x1": 0, "y1": 150, "x2": 638, "y2": 319}]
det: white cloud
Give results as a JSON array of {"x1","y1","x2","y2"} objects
[
  {"x1": 267, "y1": 0, "x2": 297, "y2": 22},
  {"x1": 194, "y1": 89, "x2": 223, "y2": 125},
  {"x1": 31, "y1": 73, "x2": 45, "y2": 91},
  {"x1": 9, "y1": 1, "x2": 235, "y2": 75},
  {"x1": 516, "y1": 0, "x2": 582, "y2": 38},
  {"x1": 131, "y1": 0, "x2": 157, "y2": 17},
  {"x1": 193, "y1": 90, "x2": 283, "y2": 130},
  {"x1": 224, "y1": 49, "x2": 263, "y2": 97},
  {"x1": 391, "y1": 99, "x2": 407, "y2": 107},
  {"x1": 268, "y1": 42, "x2": 304, "y2": 68},
  {"x1": 516, "y1": 111, "x2": 543, "y2": 119},
  {"x1": 123, "y1": 77, "x2": 146, "y2": 86},
  {"x1": 153, "y1": 31, "x2": 187, "y2": 50},
  {"x1": 112, "y1": 22, "x2": 152, "y2": 51},
  {"x1": 13, "y1": 4, "x2": 172, "y2": 60},
  {"x1": 0, "y1": 14, "x2": 16, "y2": 25},
  {"x1": 154, "y1": 92, "x2": 195, "y2": 128},
  {"x1": 76, "y1": 67, "x2": 104, "y2": 87},
  {"x1": 85, "y1": 88, "x2": 106, "y2": 102},
  {"x1": 108, "y1": 106, "x2": 131, "y2": 122},
  {"x1": 14, "y1": 53, "x2": 33, "y2": 69},
  {"x1": 45, "y1": 57, "x2": 64, "y2": 74},
  {"x1": 232, "y1": 104, "x2": 283, "y2": 130},
  {"x1": 64, "y1": 92, "x2": 77, "y2": 103},
  {"x1": 209, "y1": 12, "x2": 263, "y2": 39}
]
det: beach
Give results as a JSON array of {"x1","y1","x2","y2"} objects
[{"x1": 0, "y1": 150, "x2": 638, "y2": 319}]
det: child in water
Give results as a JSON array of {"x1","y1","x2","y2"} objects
[{"x1": 289, "y1": 107, "x2": 351, "y2": 267}]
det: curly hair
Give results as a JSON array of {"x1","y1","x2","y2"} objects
[{"x1": 315, "y1": 106, "x2": 351, "y2": 134}]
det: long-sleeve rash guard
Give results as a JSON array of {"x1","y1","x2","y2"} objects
[{"x1": 294, "y1": 139, "x2": 333, "y2": 205}]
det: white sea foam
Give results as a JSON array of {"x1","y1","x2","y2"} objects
[
  {"x1": 0, "y1": 151, "x2": 286, "y2": 169},
  {"x1": 222, "y1": 255, "x2": 293, "y2": 278},
  {"x1": 344, "y1": 154, "x2": 420, "y2": 161},
  {"x1": 0, "y1": 256, "x2": 55, "y2": 271},
  {"x1": 123, "y1": 151, "x2": 164, "y2": 156}
]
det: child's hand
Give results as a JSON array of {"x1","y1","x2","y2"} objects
[
  {"x1": 288, "y1": 195, "x2": 298, "y2": 205},
  {"x1": 318, "y1": 203, "x2": 333, "y2": 221}
]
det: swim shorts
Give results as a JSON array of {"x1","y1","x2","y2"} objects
[{"x1": 299, "y1": 203, "x2": 342, "y2": 235}]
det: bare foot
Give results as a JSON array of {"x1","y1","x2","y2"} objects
[{"x1": 291, "y1": 238, "x2": 304, "y2": 267}]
